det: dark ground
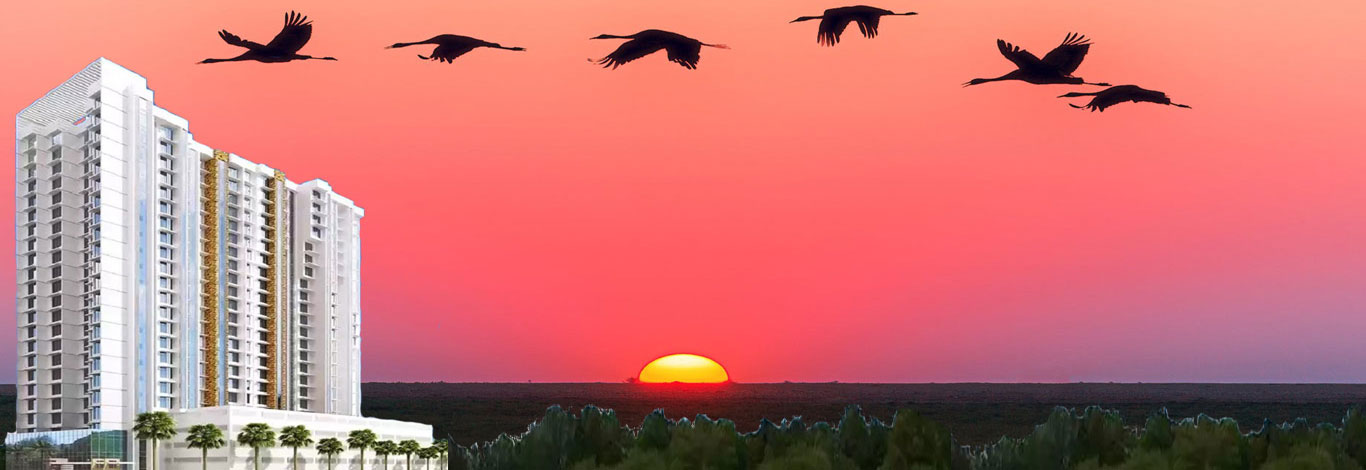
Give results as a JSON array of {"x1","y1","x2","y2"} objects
[
  {"x1": 359, "y1": 383, "x2": 1366, "y2": 447},
  {"x1": 1, "y1": 383, "x2": 1362, "y2": 447}
]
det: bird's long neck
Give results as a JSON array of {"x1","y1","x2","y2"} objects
[
  {"x1": 791, "y1": 15, "x2": 823, "y2": 22},
  {"x1": 593, "y1": 34, "x2": 633, "y2": 40},
  {"x1": 966, "y1": 74, "x2": 1012, "y2": 86},
  {"x1": 893, "y1": 11, "x2": 917, "y2": 15}
]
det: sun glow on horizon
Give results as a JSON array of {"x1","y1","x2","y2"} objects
[{"x1": 638, "y1": 354, "x2": 730, "y2": 384}]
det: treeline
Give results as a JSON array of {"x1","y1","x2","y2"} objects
[{"x1": 447, "y1": 405, "x2": 1366, "y2": 470}]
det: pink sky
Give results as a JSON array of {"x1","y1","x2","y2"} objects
[{"x1": 3, "y1": 0, "x2": 1365, "y2": 383}]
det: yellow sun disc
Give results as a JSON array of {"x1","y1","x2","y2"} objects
[{"x1": 638, "y1": 354, "x2": 730, "y2": 383}]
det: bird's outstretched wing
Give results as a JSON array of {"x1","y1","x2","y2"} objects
[
  {"x1": 853, "y1": 13, "x2": 882, "y2": 39},
  {"x1": 426, "y1": 43, "x2": 479, "y2": 63},
  {"x1": 996, "y1": 39, "x2": 1042, "y2": 70},
  {"x1": 1040, "y1": 32, "x2": 1092, "y2": 75},
  {"x1": 598, "y1": 39, "x2": 664, "y2": 69},
  {"x1": 665, "y1": 42, "x2": 704, "y2": 69},
  {"x1": 264, "y1": 11, "x2": 314, "y2": 54},
  {"x1": 218, "y1": 30, "x2": 265, "y2": 50},
  {"x1": 817, "y1": 16, "x2": 854, "y2": 46}
]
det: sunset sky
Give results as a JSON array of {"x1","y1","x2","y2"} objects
[{"x1": 3, "y1": 0, "x2": 1365, "y2": 383}]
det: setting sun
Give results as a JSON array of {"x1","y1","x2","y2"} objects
[{"x1": 638, "y1": 354, "x2": 730, "y2": 384}]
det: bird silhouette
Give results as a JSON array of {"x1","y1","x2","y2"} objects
[
  {"x1": 790, "y1": 6, "x2": 918, "y2": 46},
  {"x1": 1059, "y1": 85, "x2": 1191, "y2": 112},
  {"x1": 200, "y1": 11, "x2": 337, "y2": 64},
  {"x1": 964, "y1": 33, "x2": 1109, "y2": 87},
  {"x1": 591, "y1": 30, "x2": 729, "y2": 70},
  {"x1": 387, "y1": 35, "x2": 525, "y2": 63}
]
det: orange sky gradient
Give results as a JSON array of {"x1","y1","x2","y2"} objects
[{"x1": 3, "y1": 0, "x2": 1366, "y2": 383}]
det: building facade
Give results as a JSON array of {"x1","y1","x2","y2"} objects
[{"x1": 10, "y1": 59, "x2": 392, "y2": 468}]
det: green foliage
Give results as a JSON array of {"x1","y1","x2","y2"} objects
[
  {"x1": 1346, "y1": 407, "x2": 1366, "y2": 469},
  {"x1": 186, "y1": 424, "x2": 226, "y2": 470},
  {"x1": 438, "y1": 404, "x2": 1366, "y2": 470},
  {"x1": 237, "y1": 423, "x2": 277, "y2": 470},
  {"x1": 1137, "y1": 410, "x2": 1173, "y2": 451},
  {"x1": 376, "y1": 440, "x2": 400, "y2": 469},
  {"x1": 350, "y1": 430, "x2": 380, "y2": 470},
  {"x1": 1074, "y1": 407, "x2": 1131, "y2": 466},
  {"x1": 1169, "y1": 415, "x2": 1247, "y2": 470},
  {"x1": 281, "y1": 426, "x2": 315, "y2": 470},
  {"x1": 881, "y1": 409, "x2": 955, "y2": 470},
  {"x1": 573, "y1": 406, "x2": 629, "y2": 466},
  {"x1": 186, "y1": 424, "x2": 226, "y2": 451},
  {"x1": 133, "y1": 412, "x2": 178, "y2": 442},
  {"x1": 636, "y1": 410, "x2": 673, "y2": 452},
  {"x1": 318, "y1": 438, "x2": 347, "y2": 470}
]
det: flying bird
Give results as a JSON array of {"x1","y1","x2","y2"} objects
[
  {"x1": 591, "y1": 30, "x2": 729, "y2": 70},
  {"x1": 1059, "y1": 85, "x2": 1191, "y2": 112},
  {"x1": 387, "y1": 35, "x2": 526, "y2": 63},
  {"x1": 790, "y1": 6, "x2": 918, "y2": 46},
  {"x1": 200, "y1": 11, "x2": 337, "y2": 64},
  {"x1": 964, "y1": 33, "x2": 1109, "y2": 87}
]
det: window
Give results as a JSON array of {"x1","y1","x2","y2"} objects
[
  {"x1": 51, "y1": 177, "x2": 61, "y2": 189},
  {"x1": 159, "y1": 232, "x2": 173, "y2": 244},
  {"x1": 159, "y1": 216, "x2": 172, "y2": 230},
  {"x1": 158, "y1": 125, "x2": 174, "y2": 141}
]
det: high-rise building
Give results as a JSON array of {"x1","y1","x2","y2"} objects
[{"x1": 8, "y1": 59, "x2": 423, "y2": 470}]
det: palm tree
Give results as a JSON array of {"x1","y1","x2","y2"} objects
[
  {"x1": 374, "y1": 441, "x2": 398, "y2": 470},
  {"x1": 386, "y1": 35, "x2": 526, "y2": 63},
  {"x1": 279, "y1": 425, "x2": 314, "y2": 470},
  {"x1": 432, "y1": 440, "x2": 449, "y2": 470},
  {"x1": 591, "y1": 30, "x2": 729, "y2": 70},
  {"x1": 348, "y1": 429, "x2": 378, "y2": 470},
  {"x1": 133, "y1": 411, "x2": 177, "y2": 470},
  {"x1": 236, "y1": 423, "x2": 277, "y2": 470},
  {"x1": 398, "y1": 440, "x2": 421, "y2": 470},
  {"x1": 964, "y1": 33, "x2": 1110, "y2": 87},
  {"x1": 317, "y1": 438, "x2": 345, "y2": 470},
  {"x1": 200, "y1": 11, "x2": 338, "y2": 64},
  {"x1": 417, "y1": 447, "x2": 437, "y2": 470},
  {"x1": 1058, "y1": 85, "x2": 1192, "y2": 112},
  {"x1": 790, "y1": 6, "x2": 918, "y2": 46},
  {"x1": 185, "y1": 424, "x2": 226, "y2": 470}
]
